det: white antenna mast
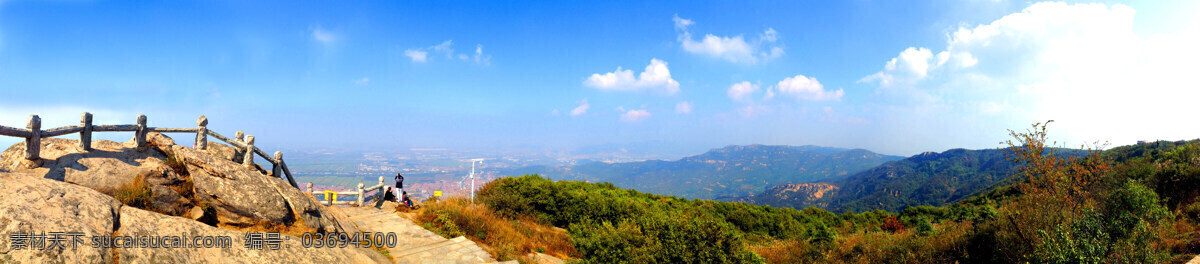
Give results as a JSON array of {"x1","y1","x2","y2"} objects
[{"x1": 468, "y1": 158, "x2": 484, "y2": 204}]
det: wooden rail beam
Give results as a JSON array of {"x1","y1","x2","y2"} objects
[
  {"x1": 91, "y1": 125, "x2": 138, "y2": 132},
  {"x1": 41, "y1": 126, "x2": 84, "y2": 138},
  {"x1": 0, "y1": 125, "x2": 32, "y2": 138},
  {"x1": 280, "y1": 160, "x2": 298, "y2": 188},
  {"x1": 206, "y1": 130, "x2": 239, "y2": 148},
  {"x1": 149, "y1": 127, "x2": 199, "y2": 133},
  {"x1": 253, "y1": 147, "x2": 274, "y2": 166}
]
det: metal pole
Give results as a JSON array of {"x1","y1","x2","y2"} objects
[{"x1": 470, "y1": 161, "x2": 476, "y2": 204}]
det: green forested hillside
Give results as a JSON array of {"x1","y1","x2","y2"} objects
[
  {"x1": 472, "y1": 124, "x2": 1200, "y2": 263},
  {"x1": 476, "y1": 174, "x2": 880, "y2": 263},
  {"x1": 825, "y1": 149, "x2": 1017, "y2": 212},
  {"x1": 750, "y1": 148, "x2": 1090, "y2": 212},
  {"x1": 503, "y1": 145, "x2": 901, "y2": 200}
]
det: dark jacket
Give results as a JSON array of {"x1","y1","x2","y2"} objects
[{"x1": 395, "y1": 174, "x2": 404, "y2": 189}]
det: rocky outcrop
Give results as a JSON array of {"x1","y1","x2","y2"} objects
[
  {"x1": 0, "y1": 172, "x2": 120, "y2": 263},
  {"x1": 0, "y1": 171, "x2": 388, "y2": 263},
  {"x1": 0, "y1": 137, "x2": 168, "y2": 195},
  {"x1": 0, "y1": 133, "x2": 345, "y2": 234},
  {"x1": 749, "y1": 182, "x2": 840, "y2": 209},
  {"x1": 117, "y1": 205, "x2": 384, "y2": 263}
]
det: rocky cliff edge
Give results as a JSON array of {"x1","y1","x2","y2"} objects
[{"x1": 0, "y1": 133, "x2": 389, "y2": 263}]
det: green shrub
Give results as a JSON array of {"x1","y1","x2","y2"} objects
[
  {"x1": 432, "y1": 214, "x2": 464, "y2": 238},
  {"x1": 916, "y1": 219, "x2": 935, "y2": 236},
  {"x1": 1033, "y1": 209, "x2": 1109, "y2": 264},
  {"x1": 482, "y1": 175, "x2": 764, "y2": 263},
  {"x1": 807, "y1": 222, "x2": 837, "y2": 245}
]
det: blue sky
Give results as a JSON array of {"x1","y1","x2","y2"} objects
[{"x1": 1, "y1": 0, "x2": 1198, "y2": 156}]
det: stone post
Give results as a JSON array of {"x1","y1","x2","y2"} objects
[
  {"x1": 25, "y1": 115, "x2": 40, "y2": 161},
  {"x1": 306, "y1": 182, "x2": 314, "y2": 194},
  {"x1": 242, "y1": 135, "x2": 255, "y2": 168},
  {"x1": 234, "y1": 130, "x2": 245, "y2": 161},
  {"x1": 272, "y1": 151, "x2": 283, "y2": 177},
  {"x1": 135, "y1": 114, "x2": 147, "y2": 152},
  {"x1": 378, "y1": 176, "x2": 386, "y2": 204},
  {"x1": 80, "y1": 112, "x2": 93, "y2": 151},
  {"x1": 356, "y1": 183, "x2": 365, "y2": 206},
  {"x1": 196, "y1": 115, "x2": 208, "y2": 150}
]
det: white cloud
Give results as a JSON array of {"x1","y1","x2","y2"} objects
[
  {"x1": 405, "y1": 40, "x2": 489, "y2": 65},
  {"x1": 432, "y1": 40, "x2": 454, "y2": 58},
  {"x1": 727, "y1": 81, "x2": 760, "y2": 102},
  {"x1": 312, "y1": 27, "x2": 337, "y2": 44},
  {"x1": 776, "y1": 75, "x2": 843, "y2": 101},
  {"x1": 860, "y1": 1, "x2": 1200, "y2": 147},
  {"x1": 675, "y1": 101, "x2": 693, "y2": 114},
  {"x1": 404, "y1": 50, "x2": 428, "y2": 62},
  {"x1": 762, "y1": 28, "x2": 778, "y2": 42},
  {"x1": 583, "y1": 59, "x2": 680, "y2": 95},
  {"x1": 353, "y1": 77, "x2": 370, "y2": 86},
  {"x1": 620, "y1": 109, "x2": 651, "y2": 123},
  {"x1": 474, "y1": 45, "x2": 491, "y2": 65},
  {"x1": 672, "y1": 15, "x2": 693, "y2": 31},
  {"x1": 571, "y1": 99, "x2": 590, "y2": 116},
  {"x1": 674, "y1": 15, "x2": 783, "y2": 64},
  {"x1": 860, "y1": 47, "x2": 936, "y2": 87}
]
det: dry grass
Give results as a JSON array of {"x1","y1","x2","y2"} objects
[
  {"x1": 219, "y1": 213, "x2": 317, "y2": 239},
  {"x1": 1165, "y1": 217, "x2": 1200, "y2": 260},
  {"x1": 748, "y1": 238, "x2": 806, "y2": 264},
  {"x1": 114, "y1": 174, "x2": 153, "y2": 209},
  {"x1": 749, "y1": 221, "x2": 977, "y2": 264},
  {"x1": 407, "y1": 197, "x2": 577, "y2": 261}
]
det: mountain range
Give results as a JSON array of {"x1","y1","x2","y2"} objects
[
  {"x1": 504, "y1": 143, "x2": 1099, "y2": 213},
  {"x1": 502, "y1": 145, "x2": 902, "y2": 200},
  {"x1": 748, "y1": 148, "x2": 1020, "y2": 212}
]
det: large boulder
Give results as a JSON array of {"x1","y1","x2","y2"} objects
[
  {"x1": 163, "y1": 143, "x2": 292, "y2": 226},
  {"x1": 0, "y1": 137, "x2": 168, "y2": 194},
  {"x1": 159, "y1": 140, "x2": 340, "y2": 233},
  {"x1": 117, "y1": 205, "x2": 386, "y2": 263},
  {"x1": 0, "y1": 133, "x2": 345, "y2": 234},
  {"x1": 0, "y1": 172, "x2": 388, "y2": 263},
  {"x1": 0, "y1": 172, "x2": 120, "y2": 263}
]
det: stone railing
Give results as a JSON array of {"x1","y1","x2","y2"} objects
[
  {"x1": 0, "y1": 113, "x2": 300, "y2": 189},
  {"x1": 305, "y1": 176, "x2": 387, "y2": 206}
]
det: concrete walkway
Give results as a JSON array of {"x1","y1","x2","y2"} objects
[{"x1": 342, "y1": 204, "x2": 515, "y2": 264}]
